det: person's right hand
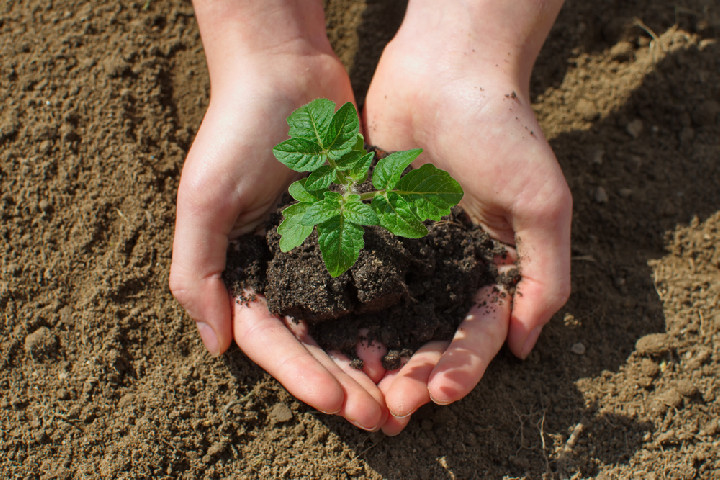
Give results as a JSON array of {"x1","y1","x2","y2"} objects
[
  {"x1": 169, "y1": 1, "x2": 388, "y2": 431},
  {"x1": 361, "y1": 0, "x2": 571, "y2": 434}
]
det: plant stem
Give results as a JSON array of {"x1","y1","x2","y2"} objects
[
  {"x1": 359, "y1": 191, "x2": 379, "y2": 201},
  {"x1": 326, "y1": 157, "x2": 349, "y2": 185}
]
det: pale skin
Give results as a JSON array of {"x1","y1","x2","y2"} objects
[{"x1": 170, "y1": 0, "x2": 571, "y2": 434}]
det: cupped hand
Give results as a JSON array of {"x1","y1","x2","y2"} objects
[
  {"x1": 169, "y1": 49, "x2": 387, "y2": 430},
  {"x1": 362, "y1": 18, "x2": 572, "y2": 434}
]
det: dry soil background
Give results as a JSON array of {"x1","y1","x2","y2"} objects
[{"x1": 1, "y1": 0, "x2": 719, "y2": 479}]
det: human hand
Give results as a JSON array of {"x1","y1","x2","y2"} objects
[
  {"x1": 362, "y1": 0, "x2": 571, "y2": 434},
  {"x1": 170, "y1": 0, "x2": 387, "y2": 430}
]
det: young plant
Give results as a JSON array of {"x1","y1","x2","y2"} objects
[{"x1": 273, "y1": 98, "x2": 464, "y2": 277}]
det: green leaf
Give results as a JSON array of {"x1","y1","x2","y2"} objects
[
  {"x1": 371, "y1": 193, "x2": 428, "y2": 238},
  {"x1": 301, "y1": 191, "x2": 342, "y2": 226},
  {"x1": 278, "y1": 203, "x2": 314, "y2": 252},
  {"x1": 275, "y1": 101, "x2": 465, "y2": 272},
  {"x1": 393, "y1": 164, "x2": 464, "y2": 220},
  {"x1": 273, "y1": 138, "x2": 326, "y2": 172},
  {"x1": 335, "y1": 150, "x2": 364, "y2": 171},
  {"x1": 288, "y1": 179, "x2": 320, "y2": 203},
  {"x1": 305, "y1": 165, "x2": 337, "y2": 191},
  {"x1": 353, "y1": 133, "x2": 365, "y2": 151},
  {"x1": 343, "y1": 195, "x2": 378, "y2": 226},
  {"x1": 325, "y1": 102, "x2": 360, "y2": 159},
  {"x1": 372, "y1": 148, "x2": 423, "y2": 189},
  {"x1": 317, "y1": 216, "x2": 365, "y2": 277},
  {"x1": 335, "y1": 150, "x2": 374, "y2": 183},
  {"x1": 287, "y1": 98, "x2": 335, "y2": 146},
  {"x1": 348, "y1": 152, "x2": 374, "y2": 183}
]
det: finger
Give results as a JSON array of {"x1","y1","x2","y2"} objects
[
  {"x1": 356, "y1": 328, "x2": 387, "y2": 383},
  {"x1": 170, "y1": 173, "x2": 236, "y2": 355},
  {"x1": 379, "y1": 410, "x2": 411, "y2": 436},
  {"x1": 377, "y1": 368, "x2": 411, "y2": 436},
  {"x1": 169, "y1": 117, "x2": 247, "y2": 356},
  {"x1": 169, "y1": 106, "x2": 293, "y2": 356},
  {"x1": 283, "y1": 319, "x2": 387, "y2": 431},
  {"x1": 427, "y1": 286, "x2": 510, "y2": 405},
  {"x1": 325, "y1": 350, "x2": 389, "y2": 431},
  {"x1": 233, "y1": 297, "x2": 345, "y2": 415},
  {"x1": 508, "y1": 186, "x2": 572, "y2": 358},
  {"x1": 384, "y1": 342, "x2": 447, "y2": 418}
]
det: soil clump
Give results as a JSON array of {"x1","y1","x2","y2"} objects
[{"x1": 224, "y1": 154, "x2": 516, "y2": 368}]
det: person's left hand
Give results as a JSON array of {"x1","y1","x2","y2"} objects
[{"x1": 170, "y1": 0, "x2": 389, "y2": 430}]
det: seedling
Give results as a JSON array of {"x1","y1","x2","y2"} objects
[{"x1": 273, "y1": 99, "x2": 463, "y2": 277}]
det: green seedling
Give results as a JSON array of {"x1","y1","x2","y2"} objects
[{"x1": 273, "y1": 98, "x2": 464, "y2": 277}]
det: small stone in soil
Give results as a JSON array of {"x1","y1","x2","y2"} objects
[
  {"x1": 203, "y1": 441, "x2": 228, "y2": 463},
  {"x1": 268, "y1": 402, "x2": 293, "y2": 424},
  {"x1": 24, "y1": 327, "x2": 57, "y2": 360},
  {"x1": 626, "y1": 119, "x2": 643, "y2": 138},
  {"x1": 639, "y1": 358, "x2": 659, "y2": 377},
  {"x1": 675, "y1": 379, "x2": 698, "y2": 397},
  {"x1": 700, "y1": 419, "x2": 719, "y2": 436},
  {"x1": 635, "y1": 333, "x2": 671, "y2": 356},
  {"x1": 651, "y1": 388, "x2": 683, "y2": 413}
]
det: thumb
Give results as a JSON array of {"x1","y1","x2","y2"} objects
[
  {"x1": 168, "y1": 113, "x2": 251, "y2": 356},
  {"x1": 169, "y1": 160, "x2": 239, "y2": 356},
  {"x1": 507, "y1": 185, "x2": 572, "y2": 359}
]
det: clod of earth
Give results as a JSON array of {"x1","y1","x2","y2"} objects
[{"x1": 224, "y1": 150, "x2": 518, "y2": 368}]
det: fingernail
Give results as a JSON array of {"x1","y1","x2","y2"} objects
[
  {"x1": 520, "y1": 326, "x2": 543, "y2": 359},
  {"x1": 390, "y1": 409, "x2": 414, "y2": 419},
  {"x1": 318, "y1": 407, "x2": 342, "y2": 415},
  {"x1": 352, "y1": 420, "x2": 379, "y2": 432},
  {"x1": 429, "y1": 394, "x2": 452, "y2": 406},
  {"x1": 196, "y1": 322, "x2": 220, "y2": 356}
]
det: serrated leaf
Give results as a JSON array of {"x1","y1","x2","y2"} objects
[
  {"x1": 348, "y1": 152, "x2": 374, "y2": 182},
  {"x1": 325, "y1": 102, "x2": 360, "y2": 159},
  {"x1": 288, "y1": 179, "x2": 319, "y2": 203},
  {"x1": 273, "y1": 138, "x2": 326, "y2": 172},
  {"x1": 335, "y1": 150, "x2": 374, "y2": 183},
  {"x1": 287, "y1": 98, "x2": 335, "y2": 145},
  {"x1": 371, "y1": 193, "x2": 428, "y2": 238},
  {"x1": 353, "y1": 133, "x2": 365, "y2": 151},
  {"x1": 343, "y1": 195, "x2": 378, "y2": 226},
  {"x1": 300, "y1": 191, "x2": 342, "y2": 226},
  {"x1": 305, "y1": 165, "x2": 337, "y2": 191},
  {"x1": 317, "y1": 216, "x2": 364, "y2": 277},
  {"x1": 335, "y1": 150, "x2": 364, "y2": 171},
  {"x1": 393, "y1": 164, "x2": 464, "y2": 220},
  {"x1": 278, "y1": 203, "x2": 314, "y2": 252},
  {"x1": 372, "y1": 148, "x2": 423, "y2": 189}
]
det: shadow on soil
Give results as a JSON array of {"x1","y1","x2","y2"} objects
[
  {"x1": 306, "y1": 2, "x2": 720, "y2": 479},
  {"x1": 533, "y1": 0, "x2": 719, "y2": 97}
]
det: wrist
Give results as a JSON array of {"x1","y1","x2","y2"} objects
[
  {"x1": 397, "y1": 0, "x2": 564, "y2": 89},
  {"x1": 193, "y1": 0, "x2": 336, "y2": 93}
]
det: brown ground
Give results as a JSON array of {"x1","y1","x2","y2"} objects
[{"x1": 1, "y1": 0, "x2": 719, "y2": 478}]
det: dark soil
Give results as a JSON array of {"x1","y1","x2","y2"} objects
[
  {"x1": 224, "y1": 178, "x2": 514, "y2": 368},
  {"x1": 2, "y1": 0, "x2": 720, "y2": 479}
]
